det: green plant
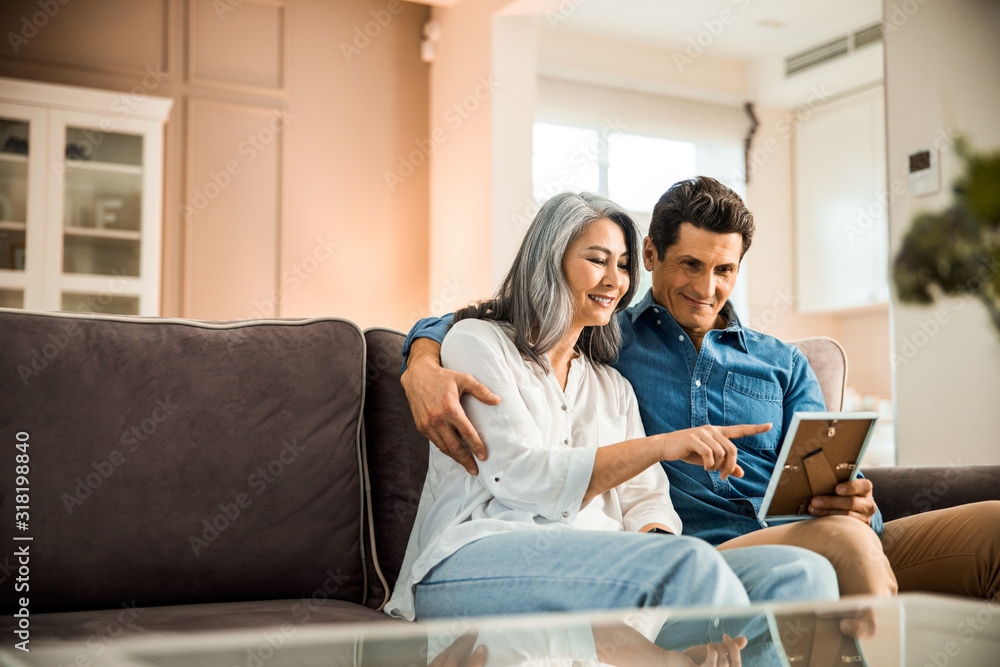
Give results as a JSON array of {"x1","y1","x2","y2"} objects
[{"x1": 893, "y1": 138, "x2": 1000, "y2": 333}]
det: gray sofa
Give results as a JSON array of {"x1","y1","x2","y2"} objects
[{"x1": 1, "y1": 309, "x2": 998, "y2": 647}]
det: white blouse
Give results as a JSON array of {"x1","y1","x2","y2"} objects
[{"x1": 385, "y1": 318, "x2": 682, "y2": 620}]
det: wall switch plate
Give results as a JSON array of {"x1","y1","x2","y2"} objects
[{"x1": 908, "y1": 147, "x2": 940, "y2": 196}]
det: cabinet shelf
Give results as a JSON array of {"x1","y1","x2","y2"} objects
[
  {"x1": 0, "y1": 220, "x2": 26, "y2": 231},
  {"x1": 66, "y1": 159, "x2": 143, "y2": 176},
  {"x1": 64, "y1": 226, "x2": 141, "y2": 241},
  {"x1": 0, "y1": 153, "x2": 28, "y2": 164},
  {"x1": 0, "y1": 269, "x2": 27, "y2": 287}
]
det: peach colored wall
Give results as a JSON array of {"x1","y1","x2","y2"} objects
[
  {"x1": 424, "y1": 0, "x2": 509, "y2": 315},
  {"x1": 837, "y1": 306, "x2": 892, "y2": 401},
  {"x1": 0, "y1": 0, "x2": 430, "y2": 330},
  {"x1": 278, "y1": 0, "x2": 430, "y2": 330}
]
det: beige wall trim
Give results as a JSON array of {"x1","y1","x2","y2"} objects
[
  {"x1": 186, "y1": 0, "x2": 288, "y2": 98},
  {"x1": 0, "y1": 0, "x2": 171, "y2": 81}
]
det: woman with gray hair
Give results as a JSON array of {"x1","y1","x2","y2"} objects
[{"x1": 385, "y1": 192, "x2": 838, "y2": 622}]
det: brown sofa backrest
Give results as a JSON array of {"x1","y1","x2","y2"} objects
[
  {"x1": 361, "y1": 328, "x2": 428, "y2": 609},
  {"x1": 0, "y1": 310, "x2": 369, "y2": 613}
]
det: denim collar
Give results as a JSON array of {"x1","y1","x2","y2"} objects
[{"x1": 626, "y1": 288, "x2": 749, "y2": 354}]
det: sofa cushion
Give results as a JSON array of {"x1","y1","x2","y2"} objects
[
  {"x1": 27, "y1": 598, "x2": 395, "y2": 645},
  {"x1": 863, "y1": 465, "x2": 1000, "y2": 522},
  {"x1": 361, "y1": 328, "x2": 429, "y2": 609},
  {"x1": 0, "y1": 310, "x2": 368, "y2": 613}
]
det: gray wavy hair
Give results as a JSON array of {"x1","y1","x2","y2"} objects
[{"x1": 454, "y1": 192, "x2": 641, "y2": 367}]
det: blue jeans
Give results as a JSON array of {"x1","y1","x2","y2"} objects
[{"x1": 414, "y1": 530, "x2": 838, "y2": 619}]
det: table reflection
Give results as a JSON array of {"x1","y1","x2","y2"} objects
[{"x1": 419, "y1": 608, "x2": 875, "y2": 667}]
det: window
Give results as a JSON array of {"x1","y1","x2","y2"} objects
[
  {"x1": 531, "y1": 121, "x2": 748, "y2": 317},
  {"x1": 532, "y1": 122, "x2": 697, "y2": 213},
  {"x1": 531, "y1": 122, "x2": 698, "y2": 304}
]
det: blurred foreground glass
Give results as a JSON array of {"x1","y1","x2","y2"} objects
[{"x1": 7, "y1": 594, "x2": 1000, "y2": 666}]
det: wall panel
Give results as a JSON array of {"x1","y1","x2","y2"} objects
[
  {"x1": 184, "y1": 99, "x2": 283, "y2": 319},
  {"x1": 188, "y1": 0, "x2": 285, "y2": 94},
  {"x1": 0, "y1": 0, "x2": 169, "y2": 77}
]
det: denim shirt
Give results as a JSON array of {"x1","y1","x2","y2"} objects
[{"x1": 402, "y1": 290, "x2": 884, "y2": 546}]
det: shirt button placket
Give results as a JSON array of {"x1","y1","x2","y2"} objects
[{"x1": 562, "y1": 406, "x2": 569, "y2": 446}]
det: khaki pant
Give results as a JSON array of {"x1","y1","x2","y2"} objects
[{"x1": 717, "y1": 501, "x2": 1000, "y2": 599}]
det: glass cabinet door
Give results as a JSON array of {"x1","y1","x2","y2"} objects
[
  {"x1": 0, "y1": 117, "x2": 30, "y2": 308},
  {"x1": 0, "y1": 79, "x2": 169, "y2": 316},
  {"x1": 59, "y1": 126, "x2": 144, "y2": 315}
]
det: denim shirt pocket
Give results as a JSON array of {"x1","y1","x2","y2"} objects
[{"x1": 722, "y1": 372, "x2": 783, "y2": 450}]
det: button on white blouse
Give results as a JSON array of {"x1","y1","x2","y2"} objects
[{"x1": 385, "y1": 318, "x2": 682, "y2": 620}]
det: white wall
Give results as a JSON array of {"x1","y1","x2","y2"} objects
[{"x1": 885, "y1": 0, "x2": 1000, "y2": 465}]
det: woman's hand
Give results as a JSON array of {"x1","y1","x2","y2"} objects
[{"x1": 658, "y1": 424, "x2": 771, "y2": 480}]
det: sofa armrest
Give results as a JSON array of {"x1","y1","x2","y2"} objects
[{"x1": 862, "y1": 465, "x2": 1000, "y2": 522}]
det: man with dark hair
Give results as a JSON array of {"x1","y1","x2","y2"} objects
[
  {"x1": 649, "y1": 177, "x2": 755, "y2": 259},
  {"x1": 402, "y1": 177, "x2": 1000, "y2": 599}
]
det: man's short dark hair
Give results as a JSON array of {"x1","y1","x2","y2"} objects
[{"x1": 648, "y1": 176, "x2": 754, "y2": 260}]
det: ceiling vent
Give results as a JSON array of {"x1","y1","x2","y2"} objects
[{"x1": 784, "y1": 22, "x2": 883, "y2": 77}]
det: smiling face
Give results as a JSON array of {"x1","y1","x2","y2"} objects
[
  {"x1": 643, "y1": 222, "x2": 742, "y2": 339},
  {"x1": 562, "y1": 217, "x2": 631, "y2": 330}
]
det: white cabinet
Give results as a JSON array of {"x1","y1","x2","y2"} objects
[
  {"x1": 794, "y1": 86, "x2": 888, "y2": 313},
  {"x1": 0, "y1": 78, "x2": 172, "y2": 315}
]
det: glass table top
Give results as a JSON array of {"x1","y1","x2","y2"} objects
[{"x1": 4, "y1": 593, "x2": 999, "y2": 666}]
